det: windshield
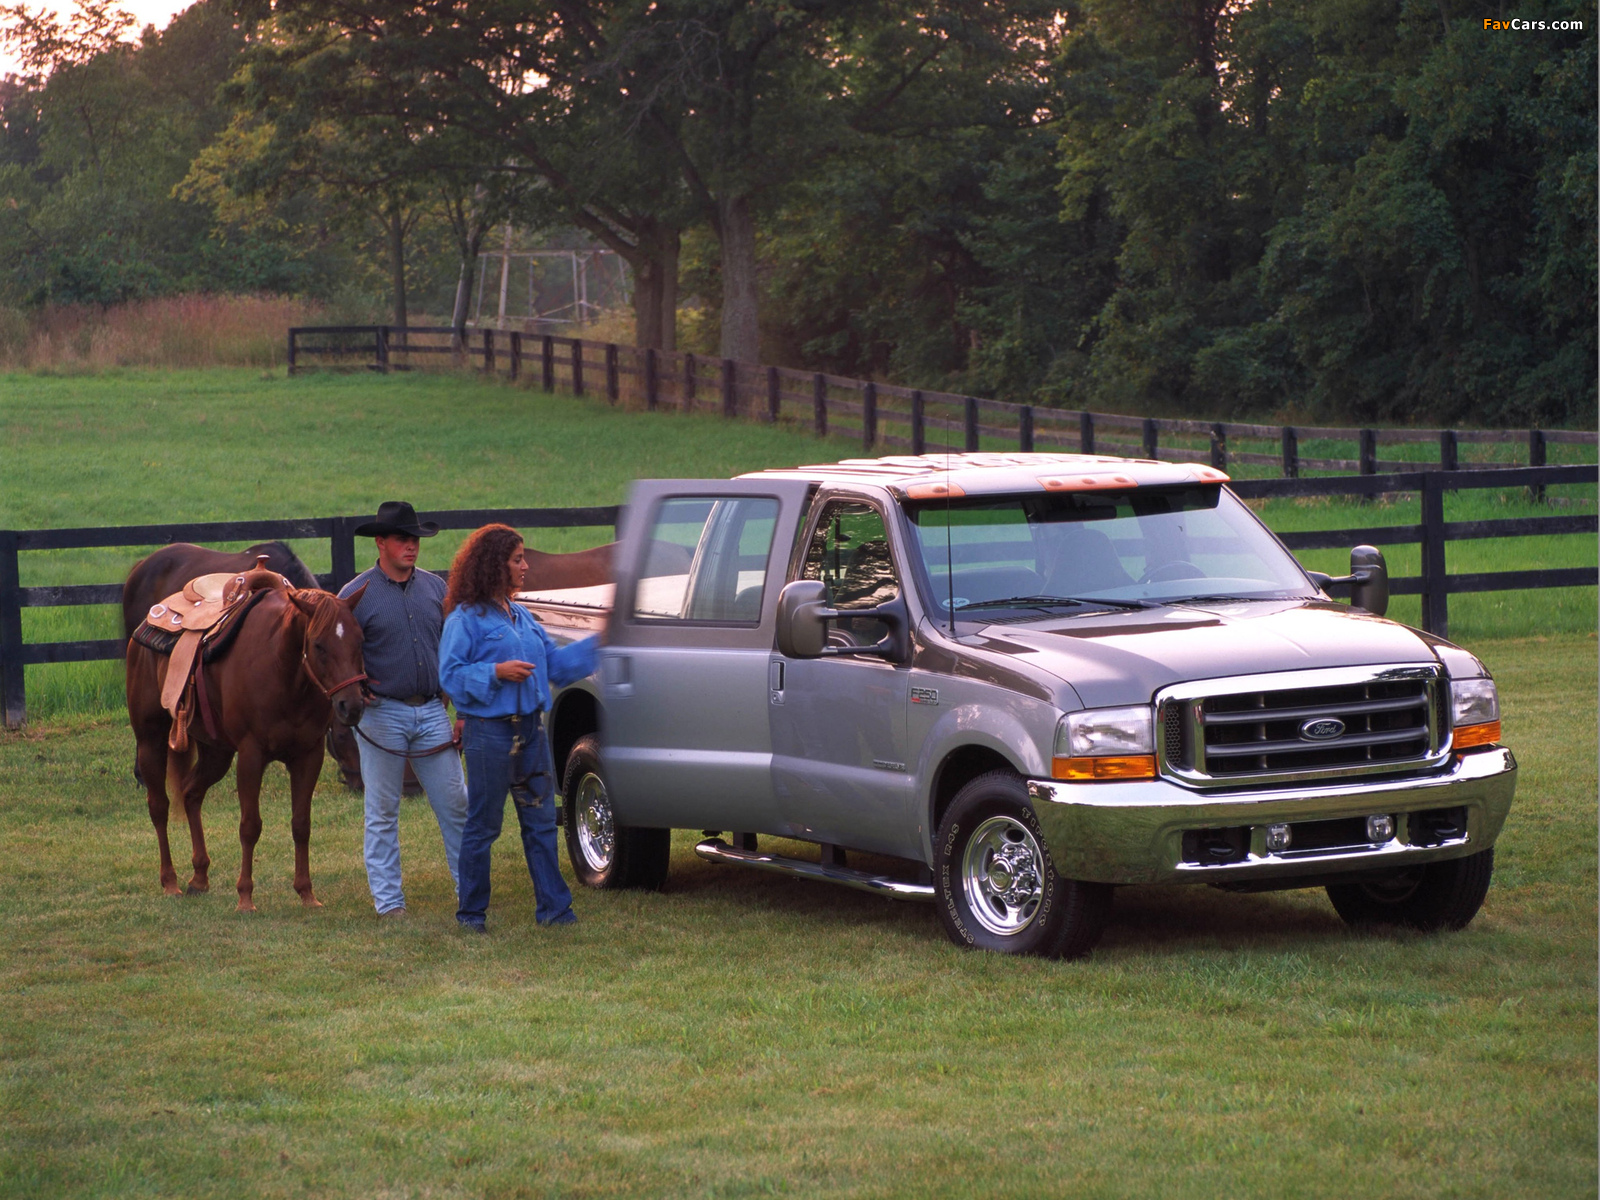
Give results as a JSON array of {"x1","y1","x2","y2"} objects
[{"x1": 904, "y1": 485, "x2": 1317, "y2": 615}]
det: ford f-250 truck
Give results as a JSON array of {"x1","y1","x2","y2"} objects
[{"x1": 519, "y1": 453, "x2": 1516, "y2": 958}]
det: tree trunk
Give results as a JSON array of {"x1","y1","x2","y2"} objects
[
  {"x1": 629, "y1": 221, "x2": 682, "y2": 352},
  {"x1": 717, "y1": 194, "x2": 758, "y2": 362},
  {"x1": 388, "y1": 205, "x2": 408, "y2": 336}
]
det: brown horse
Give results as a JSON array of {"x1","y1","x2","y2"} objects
[
  {"x1": 123, "y1": 541, "x2": 319, "y2": 638},
  {"x1": 126, "y1": 585, "x2": 368, "y2": 910}
]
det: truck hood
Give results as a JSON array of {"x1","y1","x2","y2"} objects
[{"x1": 973, "y1": 600, "x2": 1439, "y2": 708}]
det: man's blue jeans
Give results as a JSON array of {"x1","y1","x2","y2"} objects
[
  {"x1": 457, "y1": 714, "x2": 574, "y2": 928},
  {"x1": 355, "y1": 697, "x2": 467, "y2": 914}
]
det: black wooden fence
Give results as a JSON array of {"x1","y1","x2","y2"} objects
[
  {"x1": 0, "y1": 505, "x2": 618, "y2": 728},
  {"x1": 287, "y1": 325, "x2": 1598, "y2": 477},
  {"x1": 4, "y1": 468, "x2": 1596, "y2": 727}
]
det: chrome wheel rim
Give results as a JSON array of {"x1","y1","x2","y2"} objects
[
  {"x1": 573, "y1": 771, "x2": 615, "y2": 872},
  {"x1": 961, "y1": 815, "x2": 1046, "y2": 936}
]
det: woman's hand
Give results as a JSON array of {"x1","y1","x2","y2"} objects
[{"x1": 494, "y1": 659, "x2": 536, "y2": 683}]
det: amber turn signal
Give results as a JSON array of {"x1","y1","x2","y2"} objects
[
  {"x1": 1052, "y1": 754, "x2": 1157, "y2": 781},
  {"x1": 1453, "y1": 720, "x2": 1501, "y2": 750}
]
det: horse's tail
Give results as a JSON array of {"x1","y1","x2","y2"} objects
[{"x1": 165, "y1": 741, "x2": 197, "y2": 820}]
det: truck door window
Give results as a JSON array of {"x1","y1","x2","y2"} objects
[
  {"x1": 801, "y1": 501, "x2": 900, "y2": 644},
  {"x1": 633, "y1": 496, "x2": 780, "y2": 622}
]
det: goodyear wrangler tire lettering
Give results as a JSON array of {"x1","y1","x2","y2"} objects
[{"x1": 932, "y1": 770, "x2": 1112, "y2": 959}]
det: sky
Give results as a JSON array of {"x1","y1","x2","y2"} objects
[{"x1": 1, "y1": 0, "x2": 192, "y2": 77}]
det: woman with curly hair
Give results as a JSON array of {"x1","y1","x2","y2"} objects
[{"x1": 439, "y1": 524, "x2": 599, "y2": 932}]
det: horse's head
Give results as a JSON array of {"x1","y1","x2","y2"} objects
[{"x1": 290, "y1": 585, "x2": 368, "y2": 726}]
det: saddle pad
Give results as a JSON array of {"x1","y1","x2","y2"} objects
[{"x1": 132, "y1": 588, "x2": 273, "y2": 663}]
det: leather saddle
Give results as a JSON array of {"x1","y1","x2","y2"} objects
[{"x1": 140, "y1": 558, "x2": 293, "y2": 753}]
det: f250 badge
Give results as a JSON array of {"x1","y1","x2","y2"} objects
[{"x1": 910, "y1": 687, "x2": 939, "y2": 706}]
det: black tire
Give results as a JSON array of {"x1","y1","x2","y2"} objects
[
  {"x1": 1325, "y1": 847, "x2": 1494, "y2": 932},
  {"x1": 934, "y1": 770, "x2": 1112, "y2": 959},
  {"x1": 561, "y1": 735, "x2": 670, "y2": 891}
]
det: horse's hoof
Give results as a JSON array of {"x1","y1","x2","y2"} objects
[
  {"x1": 299, "y1": 895, "x2": 324, "y2": 909},
  {"x1": 236, "y1": 899, "x2": 257, "y2": 913},
  {"x1": 162, "y1": 882, "x2": 183, "y2": 897},
  {"x1": 186, "y1": 881, "x2": 210, "y2": 895}
]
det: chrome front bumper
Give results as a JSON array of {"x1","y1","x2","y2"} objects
[{"x1": 1026, "y1": 748, "x2": 1517, "y2": 886}]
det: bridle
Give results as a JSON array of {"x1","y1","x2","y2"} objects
[{"x1": 298, "y1": 596, "x2": 368, "y2": 699}]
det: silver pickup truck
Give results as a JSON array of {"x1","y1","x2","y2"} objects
[{"x1": 520, "y1": 453, "x2": 1516, "y2": 958}]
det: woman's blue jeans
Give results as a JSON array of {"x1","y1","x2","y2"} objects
[{"x1": 457, "y1": 714, "x2": 574, "y2": 928}]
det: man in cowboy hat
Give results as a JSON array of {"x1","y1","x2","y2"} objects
[{"x1": 338, "y1": 501, "x2": 467, "y2": 917}]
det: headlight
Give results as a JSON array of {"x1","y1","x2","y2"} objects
[
  {"x1": 1450, "y1": 677, "x2": 1501, "y2": 749},
  {"x1": 1053, "y1": 706, "x2": 1156, "y2": 781}
]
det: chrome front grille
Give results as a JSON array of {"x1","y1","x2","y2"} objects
[{"x1": 1157, "y1": 665, "x2": 1445, "y2": 787}]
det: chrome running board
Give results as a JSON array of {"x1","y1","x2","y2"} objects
[{"x1": 694, "y1": 837, "x2": 934, "y2": 903}]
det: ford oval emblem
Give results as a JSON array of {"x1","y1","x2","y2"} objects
[{"x1": 1300, "y1": 717, "x2": 1346, "y2": 741}]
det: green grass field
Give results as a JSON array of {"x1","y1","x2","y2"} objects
[{"x1": 0, "y1": 368, "x2": 1596, "y2": 1197}]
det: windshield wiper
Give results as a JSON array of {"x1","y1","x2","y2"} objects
[
  {"x1": 953, "y1": 595, "x2": 1154, "y2": 613},
  {"x1": 952, "y1": 595, "x2": 1088, "y2": 612},
  {"x1": 1170, "y1": 594, "x2": 1305, "y2": 605}
]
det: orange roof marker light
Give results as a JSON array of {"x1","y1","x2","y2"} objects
[
  {"x1": 1191, "y1": 466, "x2": 1231, "y2": 483},
  {"x1": 904, "y1": 480, "x2": 966, "y2": 500},
  {"x1": 1038, "y1": 473, "x2": 1139, "y2": 492}
]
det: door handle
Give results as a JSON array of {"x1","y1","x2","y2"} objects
[
  {"x1": 602, "y1": 654, "x2": 634, "y2": 698},
  {"x1": 769, "y1": 659, "x2": 785, "y2": 705}
]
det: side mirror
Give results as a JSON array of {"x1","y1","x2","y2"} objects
[
  {"x1": 775, "y1": 579, "x2": 911, "y2": 663},
  {"x1": 776, "y1": 580, "x2": 830, "y2": 658},
  {"x1": 1349, "y1": 544, "x2": 1389, "y2": 616},
  {"x1": 1306, "y1": 545, "x2": 1388, "y2": 617}
]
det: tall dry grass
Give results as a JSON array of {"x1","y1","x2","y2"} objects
[{"x1": 0, "y1": 295, "x2": 328, "y2": 371}]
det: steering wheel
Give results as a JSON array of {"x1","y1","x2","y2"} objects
[{"x1": 1139, "y1": 560, "x2": 1205, "y2": 584}]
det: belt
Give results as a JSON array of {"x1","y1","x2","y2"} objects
[{"x1": 377, "y1": 693, "x2": 440, "y2": 706}]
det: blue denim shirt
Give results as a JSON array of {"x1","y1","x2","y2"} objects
[{"x1": 438, "y1": 602, "x2": 599, "y2": 718}]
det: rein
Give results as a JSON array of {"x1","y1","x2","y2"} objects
[{"x1": 353, "y1": 723, "x2": 459, "y2": 760}]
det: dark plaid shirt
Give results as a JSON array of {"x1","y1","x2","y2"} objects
[{"x1": 338, "y1": 563, "x2": 448, "y2": 700}]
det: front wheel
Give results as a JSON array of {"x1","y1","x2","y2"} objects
[
  {"x1": 934, "y1": 770, "x2": 1112, "y2": 958},
  {"x1": 561, "y1": 735, "x2": 670, "y2": 891},
  {"x1": 1325, "y1": 847, "x2": 1494, "y2": 931}
]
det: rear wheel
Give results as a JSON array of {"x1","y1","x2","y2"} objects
[
  {"x1": 561, "y1": 735, "x2": 670, "y2": 891},
  {"x1": 934, "y1": 770, "x2": 1112, "y2": 959},
  {"x1": 1325, "y1": 848, "x2": 1494, "y2": 931}
]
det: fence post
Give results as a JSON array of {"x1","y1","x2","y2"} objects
[
  {"x1": 1419, "y1": 473, "x2": 1448, "y2": 639},
  {"x1": 1209, "y1": 422, "x2": 1227, "y2": 471},
  {"x1": 684, "y1": 354, "x2": 696, "y2": 410},
  {"x1": 964, "y1": 397, "x2": 979, "y2": 452},
  {"x1": 571, "y1": 339, "x2": 584, "y2": 397},
  {"x1": 813, "y1": 373, "x2": 827, "y2": 437},
  {"x1": 483, "y1": 329, "x2": 495, "y2": 374},
  {"x1": 1079, "y1": 411, "x2": 1094, "y2": 454},
  {"x1": 911, "y1": 391, "x2": 926, "y2": 454},
  {"x1": 1020, "y1": 405, "x2": 1034, "y2": 453},
  {"x1": 766, "y1": 366, "x2": 780, "y2": 422},
  {"x1": 1281, "y1": 426, "x2": 1299, "y2": 478},
  {"x1": 0, "y1": 529, "x2": 24, "y2": 729},
  {"x1": 606, "y1": 344, "x2": 619, "y2": 403},
  {"x1": 722, "y1": 359, "x2": 737, "y2": 418},
  {"x1": 1438, "y1": 429, "x2": 1458, "y2": 472},
  {"x1": 453, "y1": 326, "x2": 466, "y2": 368},
  {"x1": 509, "y1": 332, "x2": 521, "y2": 382},
  {"x1": 375, "y1": 326, "x2": 389, "y2": 373},
  {"x1": 329, "y1": 516, "x2": 359, "y2": 592},
  {"x1": 1359, "y1": 429, "x2": 1377, "y2": 475},
  {"x1": 287, "y1": 328, "x2": 298, "y2": 376},
  {"x1": 645, "y1": 348, "x2": 659, "y2": 411},
  {"x1": 1142, "y1": 418, "x2": 1158, "y2": 460},
  {"x1": 863, "y1": 382, "x2": 878, "y2": 450},
  {"x1": 541, "y1": 336, "x2": 555, "y2": 392},
  {"x1": 1528, "y1": 429, "x2": 1547, "y2": 502}
]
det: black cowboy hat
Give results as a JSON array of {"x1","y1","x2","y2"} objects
[{"x1": 354, "y1": 501, "x2": 440, "y2": 538}]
